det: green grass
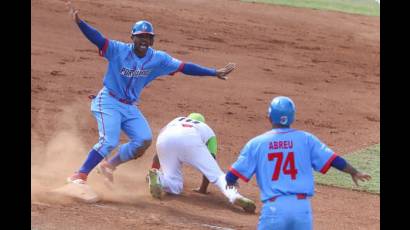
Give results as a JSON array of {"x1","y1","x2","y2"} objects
[
  {"x1": 315, "y1": 144, "x2": 380, "y2": 194},
  {"x1": 242, "y1": 0, "x2": 380, "y2": 16}
]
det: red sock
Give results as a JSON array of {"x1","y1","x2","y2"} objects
[
  {"x1": 151, "y1": 161, "x2": 160, "y2": 170},
  {"x1": 74, "y1": 172, "x2": 88, "y2": 181}
]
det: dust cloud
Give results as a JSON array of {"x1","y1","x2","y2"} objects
[
  {"x1": 31, "y1": 103, "x2": 89, "y2": 203},
  {"x1": 31, "y1": 103, "x2": 154, "y2": 204}
]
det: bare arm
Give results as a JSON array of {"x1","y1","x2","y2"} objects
[
  {"x1": 193, "y1": 175, "x2": 210, "y2": 194},
  {"x1": 340, "y1": 162, "x2": 372, "y2": 186}
]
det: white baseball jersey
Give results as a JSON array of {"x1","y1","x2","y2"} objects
[
  {"x1": 155, "y1": 116, "x2": 242, "y2": 203},
  {"x1": 159, "y1": 116, "x2": 215, "y2": 144}
]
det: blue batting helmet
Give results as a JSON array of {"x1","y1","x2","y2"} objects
[
  {"x1": 131, "y1": 20, "x2": 154, "y2": 35},
  {"x1": 268, "y1": 96, "x2": 296, "y2": 126}
]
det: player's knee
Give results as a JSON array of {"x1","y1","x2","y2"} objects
[
  {"x1": 106, "y1": 140, "x2": 120, "y2": 152},
  {"x1": 132, "y1": 140, "x2": 152, "y2": 159},
  {"x1": 141, "y1": 133, "x2": 152, "y2": 144}
]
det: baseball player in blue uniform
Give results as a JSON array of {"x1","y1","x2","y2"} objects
[
  {"x1": 65, "y1": 1, "x2": 236, "y2": 185},
  {"x1": 225, "y1": 96, "x2": 371, "y2": 230}
]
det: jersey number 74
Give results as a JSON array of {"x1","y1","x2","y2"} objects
[{"x1": 268, "y1": 152, "x2": 298, "y2": 180}]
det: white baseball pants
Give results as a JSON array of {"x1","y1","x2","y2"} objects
[{"x1": 156, "y1": 127, "x2": 240, "y2": 203}]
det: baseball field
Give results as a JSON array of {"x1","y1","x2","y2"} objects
[{"x1": 31, "y1": 0, "x2": 380, "y2": 229}]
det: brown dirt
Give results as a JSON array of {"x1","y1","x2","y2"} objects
[{"x1": 31, "y1": 0, "x2": 380, "y2": 229}]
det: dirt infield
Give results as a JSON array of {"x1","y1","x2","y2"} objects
[{"x1": 31, "y1": 0, "x2": 380, "y2": 229}]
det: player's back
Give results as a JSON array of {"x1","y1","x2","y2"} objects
[
  {"x1": 244, "y1": 128, "x2": 335, "y2": 202},
  {"x1": 160, "y1": 117, "x2": 215, "y2": 145}
]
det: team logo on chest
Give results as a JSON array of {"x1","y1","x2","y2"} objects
[{"x1": 120, "y1": 67, "x2": 152, "y2": 78}]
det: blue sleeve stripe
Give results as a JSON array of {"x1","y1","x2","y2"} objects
[
  {"x1": 78, "y1": 20, "x2": 106, "y2": 50},
  {"x1": 331, "y1": 155, "x2": 347, "y2": 171},
  {"x1": 181, "y1": 62, "x2": 217, "y2": 76},
  {"x1": 225, "y1": 171, "x2": 239, "y2": 186}
]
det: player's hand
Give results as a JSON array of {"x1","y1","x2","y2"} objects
[
  {"x1": 351, "y1": 171, "x2": 371, "y2": 186},
  {"x1": 65, "y1": 0, "x2": 80, "y2": 24},
  {"x1": 216, "y1": 63, "x2": 236, "y2": 80},
  {"x1": 192, "y1": 188, "x2": 210, "y2": 195}
]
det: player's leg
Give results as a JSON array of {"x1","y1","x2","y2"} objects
[
  {"x1": 96, "y1": 106, "x2": 152, "y2": 183},
  {"x1": 258, "y1": 202, "x2": 287, "y2": 230},
  {"x1": 181, "y1": 144, "x2": 238, "y2": 198},
  {"x1": 91, "y1": 108, "x2": 122, "y2": 157},
  {"x1": 289, "y1": 198, "x2": 312, "y2": 230},
  {"x1": 68, "y1": 105, "x2": 122, "y2": 183},
  {"x1": 257, "y1": 196, "x2": 312, "y2": 230},
  {"x1": 154, "y1": 131, "x2": 185, "y2": 195},
  {"x1": 180, "y1": 143, "x2": 229, "y2": 194},
  {"x1": 180, "y1": 140, "x2": 223, "y2": 183},
  {"x1": 106, "y1": 107, "x2": 152, "y2": 168}
]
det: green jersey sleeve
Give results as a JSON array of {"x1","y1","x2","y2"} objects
[{"x1": 206, "y1": 136, "x2": 217, "y2": 158}]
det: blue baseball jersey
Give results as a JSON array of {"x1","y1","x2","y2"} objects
[
  {"x1": 100, "y1": 39, "x2": 183, "y2": 103},
  {"x1": 230, "y1": 128, "x2": 336, "y2": 202}
]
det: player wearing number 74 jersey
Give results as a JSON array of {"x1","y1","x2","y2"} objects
[{"x1": 225, "y1": 96, "x2": 371, "y2": 230}]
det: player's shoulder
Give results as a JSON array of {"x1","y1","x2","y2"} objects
[
  {"x1": 109, "y1": 39, "x2": 131, "y2": 47},
  {"x1": 246, "y1": 131, "x2": 272, "y2": 145},
  {"x1": 152, "y1": 49, "x2": 179, "y2": 61},
  {"x1": 107, "y1": 40, "x2": 133, "y2": 53},
  {"x1": 251, "y1": 128, "x2": 310, "y2": 142},
  {"x1": 296, "y1": 129, "x2": 318, "y2": 139},
  {"x1": 170, "y1": 116, "x2": 185, "y2": 122},
  {"x1": 289, "y1": 129, "x2": 322, "y2": 144},
  {"x1": 150, "y1": 48, "x2": 165, "y2": 55}
]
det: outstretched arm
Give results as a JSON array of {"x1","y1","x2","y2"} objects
[
  {"x1": 66, "y1": 1, "x2": 106, "y2": 50},
  {"x1": 181, "y1": 62, "x2": 236, "y2": 80},
  {"x1": 331, "y1": 156, "x2": 372, "y2": 186}
]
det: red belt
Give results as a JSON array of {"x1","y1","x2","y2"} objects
[
  {"x1": 108, "y1": 91, "x2": 133, "y2": 105},
  {"x1": 268, "y1": 194, "x2": 307, "y2": 202}
]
